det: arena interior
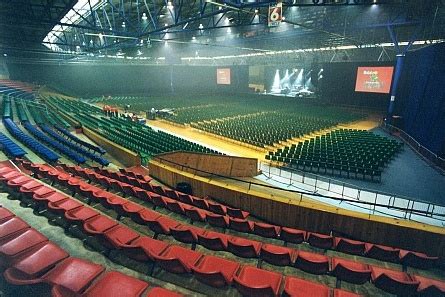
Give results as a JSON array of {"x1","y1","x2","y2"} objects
[{"x1": 0, "y1": 0, "x2": 444, "y2": 296}]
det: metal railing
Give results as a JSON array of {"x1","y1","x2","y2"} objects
[
  {"x1": 152, "y1": 154, "x2": 445, "y2": 224},
  {"x1": 382, "y1": 122, "x2": 445, "y2": 172}
]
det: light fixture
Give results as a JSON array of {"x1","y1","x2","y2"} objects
[
  {"x1": 198, "y1": 23, "x2": 204, "y2": 30},
  {"x1": 167, "y1": 1, "x2": 173, "y2": 9},
  {"x1": 192, "y1": 36, "x2": 196, "y2": 40},
  {"x1": 254, "y1": 9, "x2": 259, "y2": 14},
  {"x1": 122, "y1": 21, "x2": 126, "y2": 28},
  {"x1": 142, "y1": 13, "x2": 147, "y2": 21}
]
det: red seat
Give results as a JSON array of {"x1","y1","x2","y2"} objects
[
  {"x1": 44, "y1": 258, "x2": 105, "y2": 294},
  {"x1": 364, "y1": 243, "x2": 400, "y2": 263},
  {"x1": 0, "y1": 171, "x2": 22, "y2": 182},
  {"x1": 0, "y1": 207, "x2": 15, "y2": 223},
  {"x1": 29, "y1": 185, "x2": 55, "y2": 201},
  {"x1": 114, "y1": 201, "x2": 144, "y2": 220},
  {"x1": 192, "y1": 255, "x2": 241, "y2": 288},
  {"x1": 334, "y1": 237, "x2": 366, "y2": 256},
  {"x1": 6, "y1": 175, "x2": 33, "y2": 191},
  {"x1": 99, "y1": 194, "x2": 128, "y2": 211},
  {"x1": 130, "y1": 208, "x2": 161, "y2": 226},
  {"x1": 100, "y1": 225, "x2": 140, "y2": 250},
  {"x1": 65, "y1": 206, "x2": 100, "y2": 223},
  {"x1": 280, "y1": 227, "x2": 306, "y2": 244},
  {"x1": 260, "y1": 244, "x2": 295, "y2": 266},
  {"x1": 229, "y1": 217, "x2": 254, "y2": 233},
  {"x1": 146, "y1": 287, "x2": 183, "y2": 297},
  {"x1": 121, "y1": 236, "x2": 169, "y2": 262},
  {"x1": 283, "y1": 276, "x2": 330, "y2": 297},
  {"x1": 332, "y1": 257, "x2": 371, "y2": 284},
  {"x1": 370, "y1": 266, "x2": 420, "y2": 296},
  {"x1": 82, "y1": 215, "x2": 119, "y2": 236},
  {"x1": 206, "y1": 213, "x2": 229, "y2": 228},
  {"x1": 0, "y1": 217, "x2": 30, "y2": 241},
  {"x1": 0, "y1": 229, "x2": 48, "y2": 264},
  {"x1": 134, "y1": 189, "x2": 153, "y2": 203},
  {"x1": 33, "y1": 192, "x2": 68, "y2": 210},
  {"x1": 0, "y1": 166, "x2": 15, "y2": 176},
  {"x1": 170, "y1": 224, "x2": 205, "y2": 245},
  {"x1": 3, "y1": 243, "x2": 69, "y2": 285},
  {"x1": 18, "y1": 181, "x2": 44, "y2": 197},
  {"x1": 166, "y1": 200, "x2": 186, "y2": 215},
  {"x1": 294, "y1": 251, "x2": 329, "y2": 275},
  {"x1": 226, "y1": 206, "x2": 249, "y2": 219},
  {"x1": 164, "y1": 188, "x2": 179, "y2": 200},
  {"x1": 184, "y1": 207, "x2": 207, "y2": 222},
  {"x1": 197, "y1": 230, "x2": 231, "y2": 251},
  {"x1": 253, "y1": 222, "x2": 280, "y2": 239},
  {"x1": 399, "y1": 250, "x2": 438, "y2": 269},
  {"x1": 208, "y1": 201, "x2": 227, "y2": 215},
  {"x1": 83, "y1": 271, "x2": 149, "y2": 297},
  {"x1": 178, "y1": 193, "x2": 194, "y2": 205},
  {"x1": 152, "y1": 245, "x2": 203, "y2": 274},
  {"x1": 333, "y1": 289, "x2": 362, "y2": 297},
  {"x1": 227, "y1": 237, "x2": 261, "y2": 258},
  {"x1": 192, "y1": 197, "x2": 209, "y2": 210},
  {"x1": 412, "y1": 275, "x2": 445, "y2": 297},
  {"x1": 152, "y1": 195, "x2": 169, "y2": 209},
  {"x1": 148, "y1": 216, "x2": 180, "y2": 236},
  {"x1": 307, "y1": 232, "x2": 334, "y2": 249},
  {"x1": 233, "y1": 265, "x2": 282, "y2": 297},
  {"x1": 48, "y1": 198, "x2": 82, "y2": 214}
]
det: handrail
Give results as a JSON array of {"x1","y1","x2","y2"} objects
[
  {"x1": 381, "y1": 122, "x2": 445, "y2": 173},
  {"x1": 151, "y1": 154, "x2": 445, "y2": 222}
]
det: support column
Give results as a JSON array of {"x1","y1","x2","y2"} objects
[{"x1": 387, "y1": 53, "x2": 405, "y2": 122}]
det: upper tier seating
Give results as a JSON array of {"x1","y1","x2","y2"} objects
[{"x1": 0, "y1": 132, "x2": 27, "y2": 158}]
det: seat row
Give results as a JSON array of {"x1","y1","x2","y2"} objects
[
  {"x1": 40, "y1": 124, "x2": 109, "y2": 166},
  {"x1": 0, "y1": 205, "x2": 181, "y2": 297},
  {"x1": 65, "y1": 163, "x2": 440, "y2": 271},
  {"x1": 91, "y1": 165, "x2": 249, "y2": 219},
  {"x1": 3, "y1": 118, "x2": 60, "y2": 162},
  {"x1": 0, "y1": 132, "x2": 26, "y2": 158},
  {"x1": 54, "y1": 125, "x2": 106, "y2": 155},
  {"x1": 22, "y1": 162, "x2": 445, "y2": 297},
  {"x1": 1, "y1": 164, "x2": 364, "y2": 297},
  {"x1": 23, "y1": 121, "x2": 87, "y2": 164}
]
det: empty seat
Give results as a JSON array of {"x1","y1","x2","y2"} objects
[
  {"x1": 170, "y1": 224, "x2": 205, "y2": 245},
  {"x1": 294, "y1": 251, "x2": 329, "y2": 275},
  {"x1": 0, "y1": 229, "x2": 48, "y2": 264},
  {"x1": 82, "y1": 215, "x2": 119, "y2": 236},
  {"x1": 192, "y1": 255, "x2": 241, "y2": 288},
  {"x1": 364, "y1": 243, "x2": 400, "y2": 263},
  {"x1": 227, "y1": 237, "x2": 261, "y2": 258},
  {"x1": 44, "y1": 258, "x2": 105, "y2": 295},
  {"x1": 208, "y1": 201, "x2": 227, "y2": 215},
  {"x1": 370, "y1": 266, "x2": 419, "y2": 296},
  {"x1": 233, "y1": 265, "x2": 282, "y2": 297},
  {"x1": 152, "y1": 245, "x2": 203, "y2": 274},
  {"x1": 184, "y1": 207, "x2": 207, "y2": 222},
  {"x1": 0, "y1": 207, "x2": 15, "y2": 223},
  {"x1": 206, "y1": 213, "x2": 229, "y2": 228},
  {"x1": 146, "y1": 287, "x2": 183, "y2": 297},
  {"x1": 100, "y1": 225, "x2": 140, "y2": 250},
  {"x1": 280, "y1": 227, "x2": 306, "y2": 244},
  {"x1": 148, "y1": 216, "x2": 180, "y2": 237},
  {"x1": 82, "y1": 271, "x2": 149, "y2": 297},
  {"x1": 47, "y1": 198, "x2": 82, "y2": 215},
  {"x1": 166, "y1": 200, "x2": 186, "y2": 215},
  {"x1": 334, "y1": 238, "x2": 366, "y2": 255},
  {"x1": 333, "y1": 289, "x2": 362, "y2": 297},
  {"x1": 283, "y1": 276, "x2": 330, "y2": 297},
  {"x1": 65, "y1": 206, "x2": 100, "y2": 224},
  {"x1": 197, "y1": 230, "x2": 231, "y2": 251},
  {"x1": 260, "y1": 244, "x2": 295, "y2": 266},
  {"x1": 0, "y1": 217, "x2": 30, "y2": 241},
  {"x1": 332, "y1": 257, "x2": 371, "y2": 284},
  {"x1": 229, "y1": 218, "x2": 254, "y2": 233},
  {"x1": 412, "y1": 275, "x2": 445, "y2": 297},
  {"x1": 226, "y1": 206, "x2": 249, "y2": 219},
  {"x1": 399, "y1": 250, "x2": 438, "y2": 269},
  {"x1": 253, "y1": 222, "x2": 280, "y2": 239},
  {"x1": 121, "y1": 236, "x2": 169, "y2": 262},
  {"x1": 4, "y1": 242, "x2": 69, "y2": 285},
  {"x1": 130, "y1": 208, "x2": 161, "y2": 226},
  {"x1": 307, "y1": 232, "x2": 334, "y2": 249}
]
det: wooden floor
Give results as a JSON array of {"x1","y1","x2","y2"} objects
[{"x1": 147, "y1": 117, "x2": 381, "y2": 160}]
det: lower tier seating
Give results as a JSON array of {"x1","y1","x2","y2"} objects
[{"x1": 0, "y1": 205, "x2": 182, "y2": 297}]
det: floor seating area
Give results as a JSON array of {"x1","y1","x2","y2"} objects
[
  {"x1": 0, "y1": 205, "x2": 181, "y2": 297},
  {"x1": 267, "y1": 129, "x2": 404, "y2": 181},
  {"x1": 8, "y1": 160, "x2": 443, "y2": 296},
  {"x1": 48, "y1": 96, "x2": 220, "y2": 159}
]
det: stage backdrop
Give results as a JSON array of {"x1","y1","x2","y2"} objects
[
  {"x1": 7, "y1": 64, "x2": 249, "y2": 97},
  {"x1": 320, "y1": 61, "x2": 394, "y2": 110},
  {"x1": 395, "y1": 43, "x2": 445, "y2": 157}
]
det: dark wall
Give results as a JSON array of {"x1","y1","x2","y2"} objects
[
  {"x1": 395, "y1": 43, "x2": 445, "y2": 157},
  {"x1": 320, "y1": 61, "x2": 394, "y2": 110},
  {"x1": 7, "y1": 63, "x2": 249, "y2": 97}
]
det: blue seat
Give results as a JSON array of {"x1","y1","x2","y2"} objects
[{"x1": 0, "y1": 132, "x2": 27, "y2": 158}]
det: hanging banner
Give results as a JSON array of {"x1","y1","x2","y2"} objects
[{"x1": 268, "y1": 3, "x2": 282, "y2": 27}]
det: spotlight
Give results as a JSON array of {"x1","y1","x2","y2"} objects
[
  {"x1": 142, "y1": 13, "x2": 148, "y2": 21},
  {"x1": 254, "y1": 9, "x2": 259, "y2": 14},
  {"x1": 122, "y1": 21, "x2": 126, "y2": 28},
  {"x1": 198, "y1": 23, "x2": 204, "y2": 30},
  {"x1": 192, "y1": 36, "x2": 196, "y2": 40}
]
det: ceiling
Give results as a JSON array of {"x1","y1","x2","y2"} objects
[{"x1": 1, "y1": 0, "x2": 444, "y2": 63}]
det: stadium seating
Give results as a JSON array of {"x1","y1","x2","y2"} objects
[
  {"x1": 267, "y1": 129, "x2": 404, "y2": 181},
  {"x1": 0, "y1": 132, "x2": 27, "y2": 158},
  {"x1": 0, "y1": 206, "x2": 182, "y2": 297}
]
